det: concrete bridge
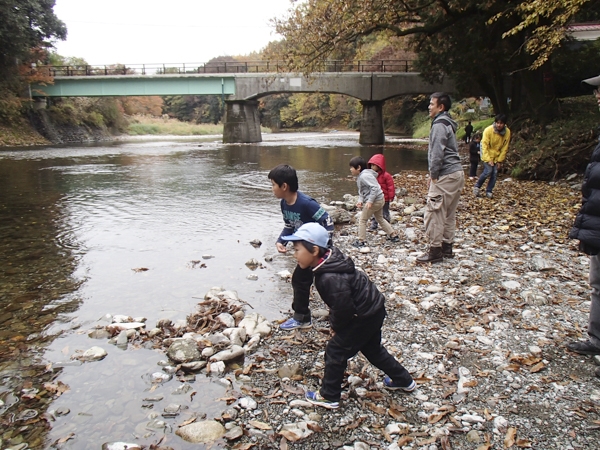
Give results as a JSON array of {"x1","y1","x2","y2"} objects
[{"x1": 30, "y1": 61, "x2": 455, "y2": 144}]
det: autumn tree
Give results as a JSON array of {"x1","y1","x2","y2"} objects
[
  {"x1": 272, "y1": 0, "x2": 600, "y2": 120},
  {"x1": 0, "y1": 0, "x2": 66, "y2": 121}
]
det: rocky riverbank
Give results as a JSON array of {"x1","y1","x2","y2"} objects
[
  {"x1": 219, "y1": 171, "x2": 599, "y2": 450},
  {"x1": 3, "y1": 171, "x2": 600, "y2": 450}
]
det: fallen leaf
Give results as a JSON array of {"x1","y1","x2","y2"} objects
[
  {"x1": 476, "y1": 445, "x2": 492, "y2": 450},
  {"x1": 516, "y1": 438, "x2": 533, "y2": 447},
  {"x1": 504, "y1": 427, "x2": 517, "y2": 448},
  {"x1": 280, "y1": 437, "x2": 288, "y2": 450},
  {"x1": 307, "y1": 422, "x2": 324, "y2": 432},
  {"x1": 248, "y1": 420, "x2": 272, "y2": 430},
  {"x1": 417, "y1": 436, "x2": 437, "y2": 445},
  {"x1": 440, "y1": 435, "x2": 452, "y2": 450},
  {"x1": 529, "y1": 362, "x2": 545, "y2": 373},
  {"x1": 397, "y1": 436, "x2": 414, "y2": 446},
  {"x1": 57, "y1": 433, "x2": 75, "y2": 444},
  {"x1": 278, "y1": 430, "x2": 301, "y2": 442},
  {"x1": 179, "y1": 417, "x2": 197, "y2": 427},
  {"x1": 365, "y1": 401, "x2": 386, "y2": 415}
]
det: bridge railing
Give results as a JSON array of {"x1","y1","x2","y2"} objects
[{"x1": 36, "y1": 60, "x2": 416, "y2": 77}]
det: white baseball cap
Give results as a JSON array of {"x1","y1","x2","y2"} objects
[{"x1": 281, "y1": 222, "x2": 329, "y2": 248}]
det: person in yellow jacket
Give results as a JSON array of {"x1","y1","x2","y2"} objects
[{"x1": 473, "y1": 114, "x2": 510, "y2": 199}]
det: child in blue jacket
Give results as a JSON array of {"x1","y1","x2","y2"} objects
[{"x1": 269, "y1": 164, "x2": 334, "y2": 331}]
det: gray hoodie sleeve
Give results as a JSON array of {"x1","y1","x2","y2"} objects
[
  {"x1": 359, "y1": 170, "x2": 382, "y2": 203},
  {"x1": 428, "y1": 122, "x2": 448, "y2": 180}
]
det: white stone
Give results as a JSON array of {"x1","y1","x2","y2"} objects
[
  {"x1": 238, "y1": 397, "x2": 258, "y2": 410},
  {"x1": 460, "y1": 414, "x2": 485, "y2": 423},
  {"x1": 209, "y1": 361, "x2": 226, "y2": 374},
  {"x1": 529, "y1": 345, "x2": 542, "y2": 355},
  {"x1": 112, "y1": 315, "x2": 133, "y2": 323},
  {"x1": 107, "y1": 322, "x2": 146, "y2": 331},
  {"x1": 79, "y1": 346, "x2": 107, "y2": 362},
  {"x1": 477, "y1": 336, "x2": 494, "y2": 346},
  {"x1": 468, "y1": 285, "x2": 483, "y2": 295},
  {"x1": 175, "y1": 420, "x2": 226, "y2": 443},
  {"x1": 469, "y1": 326, "x2": 485, "y2": 335},
  {"x1": 289, "y1": 399, "x2": 313, "y2": 408},
  {"x1": 277, "y1": 270, "x2": 292, "y2": 280},
  {"x1": 210, "y1": 345, "x2": 245, "y2": 362},
  {"x1": 502, "y1": 280, "x2": 521, "y2": 290},
  {"x1": 419, "y1": 300, "x2": 434, "y2": 310},
  {"x1": 216, "y1": 313, "x2": 235, "y2": 328},
  {"x1": 377, "y1": 255, "x2": 388, "y2": 264}
]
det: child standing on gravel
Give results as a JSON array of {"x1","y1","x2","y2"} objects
[
  {"x1": 269, "y1": 164, "x2": 334, "y2": 331},
  {"x1": 281, "y1": 222, "x2": 415, "y2": 409},
  {"x1": 349, "y1": 156, "x2": 399, "y2": 247},
  {"x1": 367, "y1": 153, "x2": 396, "y2": 231}
]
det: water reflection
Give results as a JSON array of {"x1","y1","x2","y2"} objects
[{"x1": 0, "y1": 133, "x2": 428, "y2": 448}]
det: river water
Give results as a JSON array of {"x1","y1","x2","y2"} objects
[{"x1": 0, "y1": 132, "x2": 428, "y2": 448}]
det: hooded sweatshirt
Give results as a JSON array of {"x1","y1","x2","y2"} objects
[
  {"x1": 481, "y1": 123, "x2": 511, "y2": 163},
  {"x1": 355, "y1": 168, "x2": 384, "y2": 204},
  {"x1": 368, "y1": 154, "x2": 395, "y2": 202},
  {"x1": 428, "y1": 112, "x2": 462, "y2": 180},
  {"x1": 313, "y1": 247, "x2": 385, "y2": 332}
]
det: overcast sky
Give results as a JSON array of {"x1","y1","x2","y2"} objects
[{"x1": 52, "y1": 0, "x2": 293, "y2": 65}]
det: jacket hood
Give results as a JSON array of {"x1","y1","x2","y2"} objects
[
  {"x1": 433, "y1": 112, "x2": 458, "y2": 133},
  {"x1": 368, "y1": 153, "x2": 387, "y2": 173},
  {"x1": 314, "y1": 247, "x2": 354, "y2": 275}
]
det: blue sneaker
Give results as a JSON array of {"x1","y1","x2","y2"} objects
[
  {"x1": 383, "y1": 376, "x2": 416, "y2": 392},
  {"x1": 305, "y1": 391, "x2": 339, "y2": 409},
  {"x1": 279, "y1": 317, "x2": 312, "y2": 331}
]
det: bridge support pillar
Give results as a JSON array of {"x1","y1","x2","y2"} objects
[
  {"x1": 223, "y1": 100, "x2": 262, "y2": 143},
  {"x1": 359, "y1": 101, "x2": 385, "y2": 145}
]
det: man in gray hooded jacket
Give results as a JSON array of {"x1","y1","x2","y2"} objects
[{"x1": 417, "y1": 92, "x2": 465, "y2": 264}]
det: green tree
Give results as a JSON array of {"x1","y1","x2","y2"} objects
[{"x1": 0, "y1": 0, "x2": 66, "y2": 122}]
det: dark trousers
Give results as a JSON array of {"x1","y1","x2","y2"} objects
[
  {"x1": 320, "y1": 308, "x2": 413, "y2": 402},
  {"x1": 291, "y1": 263, "x2": 313, "y2": 322},
  {"x1": 469, "y1": 160, "x2": 479, "y2": 177}
]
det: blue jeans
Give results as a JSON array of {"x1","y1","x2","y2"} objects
[{"x1": 476, "y1": 162, "x2": 498, "y2": 193}]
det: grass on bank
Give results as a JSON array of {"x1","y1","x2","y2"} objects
[
  {"x1": 127, "y1": 116, "x2": 224, "y2": 136},
  {"x1": 412, "y1": 111, "x2": 493, "y2": 140}
]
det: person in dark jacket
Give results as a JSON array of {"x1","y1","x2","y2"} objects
[
  {"x1": 468, "y1": 133, "x2": 482, "y2": 180},
  {"x1": 567, "y1": 75, "x2": 600, "y2": 379},
  {"x1": 281, "y1": 223, "x2": 415, "y2": 409},
  {"x1": 464, "y1": 121, "x2": 473, "y2": 143}
]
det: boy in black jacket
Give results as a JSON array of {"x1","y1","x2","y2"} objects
[{"x1": 282, "y1": 223, "x2": 415, "y2": 409}]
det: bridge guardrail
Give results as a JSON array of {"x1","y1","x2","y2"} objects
[{"x1": 37, "y1": 60, "x2": 416, "y2": 77}]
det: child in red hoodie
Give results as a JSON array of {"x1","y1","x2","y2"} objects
[{"x1": 367, "y1": 154, "x2": 395, "y2": 231}]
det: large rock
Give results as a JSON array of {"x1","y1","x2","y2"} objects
[
  {"x1": 167, "y1": 339, "x2": 201, "y2": 363},
  {"x1": 175, "y1": 420, "x2": 226, "y2": 443},
  {"x1": 79, "y1": 346, "x2": 107, "y2": 362},
  {"x1": 238, "y1": 313, "x2": 270, "y2": 337},
  {"x1": 328, "y1": 208, "x2": 353, "y2": 224},
  {"x1": 209, "y1": 345, "x2": 245, "y2": 362}
]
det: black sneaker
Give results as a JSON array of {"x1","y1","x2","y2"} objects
[
  {"x1": 566, "y1": 340, "x2": 600, "y2": 355},
  {"x1": 387, "y1": 235, "x2": 400, "y2": 243},
  {"x1": 383, "y1": 376, "x2": 416, "y2": 392},
  {"x1": 352, "y1": 240, "x2": 367, "y2": 248}
]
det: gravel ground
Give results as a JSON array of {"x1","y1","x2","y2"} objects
[{"x1": 226, "y1": 171, "x2": 600, "y2": 450}]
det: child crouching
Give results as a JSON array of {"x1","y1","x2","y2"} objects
[{"x1": 282, "y1": 223, "x2": 415, "y2": 409}]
